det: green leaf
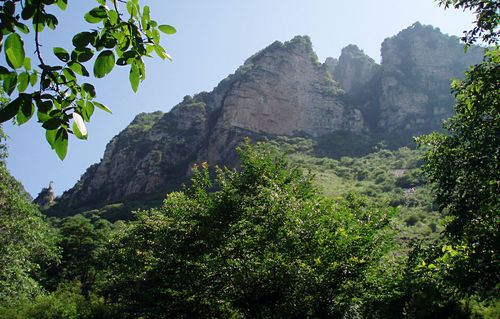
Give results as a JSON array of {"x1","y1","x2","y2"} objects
[
  {"x1": 68, "y1": 61, "x2": 89, "y2": 76},
  {"x1": 154, "y1": 44, "x2": 172, "y2": 61},
  {"x1": 72, "y1": 112, "x2": 88, "y2": 139},
  {"x1": 3, "y1": 0, "x2": 14, "y2": 15},
  {"x1": 90, "y1": 6, "x2": 108, "y2": 18},
  {"x1": 15, "y1": 22, "x2": 30, "y2": 34},
  {"x1": 100, "y1": 33, "x2": 118, "y2": 49},
  {"x1": 32, "y1": 12, "x2": 46, "y2": 32},
  {"x1": 94, "y1": 101, "x2": 112, "y2": 114},
  {"x1": 17, "y1": 72, "x2": 29, "y2": 92},
  {"x1": 63, "y1": 68, "x2": 76, "y2": 82},
  {"x1": 85, "y1": 6, "x2": 108, "y2": 24},
  {"x1": 84, "y1": 13, "x2": 101, "y2": 24},
  {"x1": 46, "y1": 14, "x2": 58, "y2": 30},
  {"x1": 56, "y1": 0, "x2": 68, "y2": 11},
  {"x1": 29, "y1": 72, "x2": 38, "y2": 87},
  {"x1": 146, "y1": 44, "x2": 155, "y2": 55},
  {"x1": 42, "y1": 118, "x2": 61, "y2": 130},
  {"x1": 53, "y1": 47, "x2": 70, "y2": 62},
  {"x1": 158, "y1": 25, "x2": 177, "y2": 34},
  {"x1": 16, "y1": 94, "x2": 34, "y2": 125},
  {"x1": 0, "y1": 96, "x2": 22, "y2": 123},
  {"x1": 108, "y1": 10, "x2": 118, "y2": 25},
  {"x1": 23, "y1": 57, "x2": 31, "y2": 71},
  {"x1": 126, "y1": 1, "x2": 139, "y2": 17},
  {"x1": 21, "y1": 5, "x2": 36, "y2": 20},
  {"x1": 72, "y1": 32, "x2": 94, "y2": 49},
  {"x1": 118, "y1": 50, "x2": 138, "y2": 65},
  {"x1": 37, "y1": 110, "x2": 51, "y2": 123},
  {"x1": 4, "y1": 33, "x2": 25, "y2": 69},
  {"x1": 93, "y1": 50, "x2": 115, "y2": 78},
  {"x1": 143, "y1": 6, "x2": 151, "y2": 20},
  {"x1": 152, "y1": 29, "x2": 161, "y2": 44},
  {"x1": 129, "y1": 62, "x2": 140, "y2": 92},
  {"x1": 46, "y1": 129, "x2": 57, "y2": 148},
  {"x1": 3, "y1": 72, "x2": 17, "y2": 96},
  {"x1": 82, "y1": 83, "x2": 96, "y2": 98},
  {"x1": 47, "y1": 128, "x2": 68, "y2": 160},
  {"x1": 80, "y1": 101, "x2": 95, "y2": 121},
  {"x1": 35, "y1": 98, "x2": 53, "y2": 113},
  {"x1": 71, "y1": 48, "x2": 94, "y2": 63},
  {"x1": 54, "y1": 128, "x2": 69, "y2": 160}
]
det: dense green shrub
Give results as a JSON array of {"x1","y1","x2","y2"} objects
[{"x1": 102, "y1": 141, "x2": 394, "y2": 318}]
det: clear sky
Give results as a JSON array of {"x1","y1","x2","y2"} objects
[{"x1": 4, "y1": 0, "x2": 476, "y2": 197}]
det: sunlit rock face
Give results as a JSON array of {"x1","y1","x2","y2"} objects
[
  {"x1": 55, "y1": 24, "x2": 482, "y2": 212},
  {"x1": 214, "y1": 37, "x2": 363, "y2": 137}
]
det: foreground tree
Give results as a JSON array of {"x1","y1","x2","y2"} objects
[
  {"x1": 103, "y1": 141, "x2": 394, "y2": 318},
  {"x1": 437, "y1": 0, "x2": 499, "y2": 46},
  {"x1": 46, "y1": 214, "x2": 112, "y2": 297},
  {"x1": 0, "y1": 126, "x2": 59, "y2": 305},
  {"x1": 405, "y1": 2, "x2": 500, "y2": 317},
  {"x1": 417, "y1": 48, "x2": 499, "y2": 297},
  {"x1": 0, "y1": 0, "x2": 175, "y2": 159}
]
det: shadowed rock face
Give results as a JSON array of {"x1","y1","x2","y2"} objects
[
  {"x1": 33, "y1": 181, "x2": 55, "y2": 209},
  {"x1": 54, "y1": 24, "x2": 482, "y2": 212},
  {"x1": 333, "y1": 44, "x2": 379, "y2": 94},
  {"x1": 377, "y1": 22, "x2": 483, "y2": 134}
]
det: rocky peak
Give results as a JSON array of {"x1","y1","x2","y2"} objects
[
  {"x1": 324, "y1": 57, "x2": 338, "y2": 75},
  {"x1": 203, "y1": 35, "x2": 364, "y2": 165},
  {"x1": 333, "y1": 44, "x2": 379, "y2": 94},
  {"x1": 51, "y1": 25, "x2": 483, "y2": 215},
  {"x1": 210, "y1": 35, "x2": 356, "y2": 138},
  {"x1": 378, "y1": 22, "x2": 483, "y2": 134},
  {"x1": 33, "y1": 181, "x2": 55, "y2": 209}
]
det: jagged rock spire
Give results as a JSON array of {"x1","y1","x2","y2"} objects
[{"x1": 33, "y1": 181, "x2": 55, "y2": 209}]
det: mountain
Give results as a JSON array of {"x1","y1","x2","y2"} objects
[{"x1": 50, "y1": 23, "x2": 483, "y2": 215}]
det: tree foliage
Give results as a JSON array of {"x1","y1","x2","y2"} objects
[
  {"x1": 417, "y1": 48, "x2": 499, "y2": 297},
  {"x1": 102, "y1": 141, "x2": 394, "y2": 318},
  {"x1": 46, "y1": 214, "x2": 112, "y2": 296},
  {"x1": 437, "y1": 0, "x2": 500, "y2": 46},
  {"x1": 0, "y1": 0, "x2": 175, "y2": 159},
  {"x1": 0, "y1": 133, "x2": 59, "y2": 304}
]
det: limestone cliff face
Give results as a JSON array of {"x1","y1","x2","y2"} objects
[
  {"x1": 205, "y1": 36, "x2": 365, "y2": 166},
  {"x1": 55, "y1": 24, "x2": 482, "y2": 212},
  {"x1": 57, "y1": 36, "x2": 366, "y2": 209},
  {"x1": 377, "y1": 22, "x2": 483, "y2": 134},
  {"x1": 216, "y1": 37, "x2": 364, "y2": 136},
  {"x1": 333, "y1": 44, "x2": 379, "y2": 95}
]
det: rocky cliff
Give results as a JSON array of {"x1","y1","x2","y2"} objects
[
  {"x1": 376, "y1": 23, "x2": 483, "y2": 136},
  {"x1": 52, "y1": 23, "x2": 482, "y2": 213}
]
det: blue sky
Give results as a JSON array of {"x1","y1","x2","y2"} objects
[{"x1": 4, "y1": 0, "x2": 476, "y2": 197}]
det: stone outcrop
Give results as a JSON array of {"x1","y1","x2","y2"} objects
[
  {"x1": 377, "y1": 22, "x2": 483, "y2": 134},
  {"x1": 332, "y1": 44, "x2": 379, "y2": 95},
  {"x1": 53, "y1": 24, "x2": 483, "y2": 212},
  {"x1": 33, "y1": 181, "x2": 55, "y2": 209}
]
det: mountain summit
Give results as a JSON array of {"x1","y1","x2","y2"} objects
[{"x1": 52, "y1": 23, "x2": 482, "y2": 214}]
